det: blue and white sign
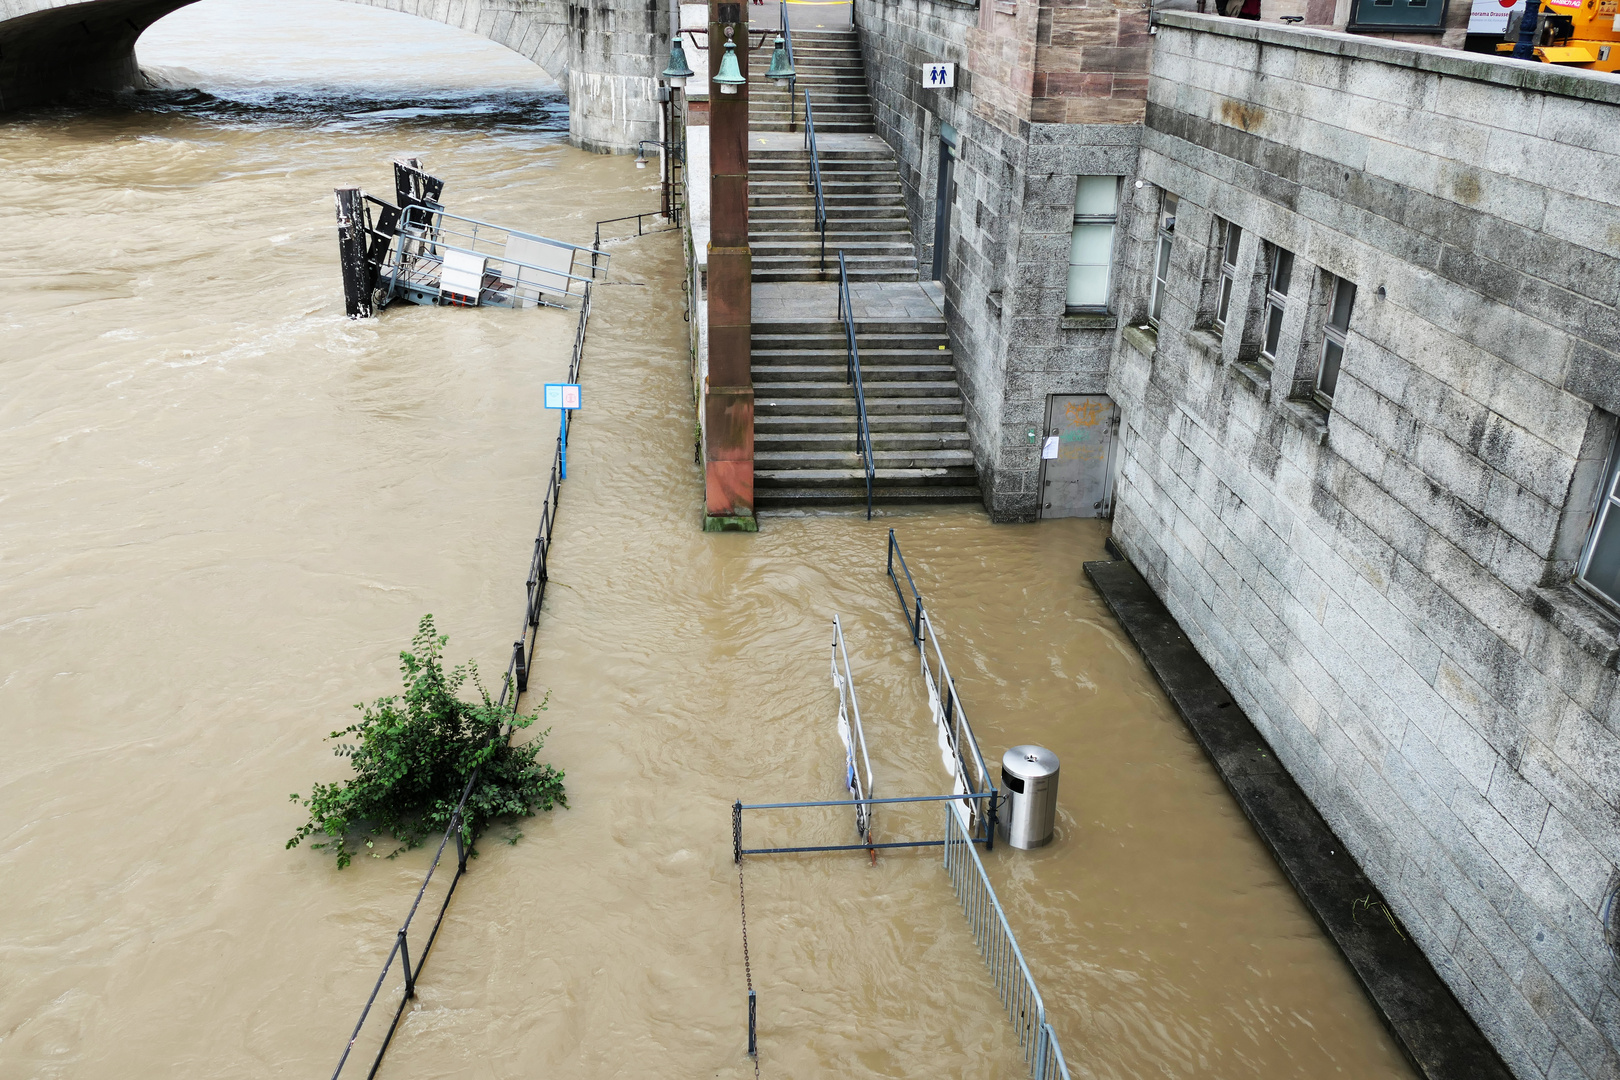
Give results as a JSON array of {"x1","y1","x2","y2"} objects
[
  {"x1": 922, "y1": 62, "x2": 955, "y2": 89},
  {"x1": 545, "y1": 383, "x2": 582, "y2": 410}
]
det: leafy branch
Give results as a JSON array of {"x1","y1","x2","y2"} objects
[{"x1": 287, "y1": 615, "x2": 566, "y2": 868}]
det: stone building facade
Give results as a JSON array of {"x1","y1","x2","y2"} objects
[
  {"x1": 1110, "y1": 15, "x2": 1620, "y2": 1079},
  {"x1": 851, "y1": 0, "x2": 1148, "y2": 520}
]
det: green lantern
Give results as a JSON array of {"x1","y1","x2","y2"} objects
[
  {"x1": 662, "y1": 38, "x2": 695, "y2": 90},
  {"x1": 713, "y1": 39, "x2": 745, "y2": 94},
  {"x1": 765, "y1": 35, "x2": 795, "y2": 81}
]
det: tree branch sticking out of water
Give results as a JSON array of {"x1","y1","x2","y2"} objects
[{"x1": 287, "y1": 615, "x2": 566, "y2": 869}]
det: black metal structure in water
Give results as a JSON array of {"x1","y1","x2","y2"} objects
[
  {"x1": 334, "y1": 157, "x2": 607, "y2": 318},
  {"x1": 326, "y1": 264, "x2": 596, "y2": 1080}
]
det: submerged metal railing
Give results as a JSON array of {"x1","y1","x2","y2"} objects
[
  {"x1": 831, "y1": 614, "x2": 875, "y2": 844},
  {"x1": 383, "y1": 204, "x2": 604, "y2": 310},
  {"x1": 804, "y1": 91, "x2": 827, "y2": 272},
  {"x1": 944, "y1": 807, "x2": 1072, "y2": 1080},
  {"x1": 885, "y1": 528, "x2": 995, "y2": 831},
  {"x1": 328, "y1": 256, "x2": 597, "y2": 1080},
  {"x1": 838, "y1": 252, "x2": 876, "y2": 520}
]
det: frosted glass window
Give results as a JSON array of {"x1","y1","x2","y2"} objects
[
  {"x1": 1260, "y1": 246, "x2": 1293, "y2": 367},
  {"x1": 1067, "y1": 176, "x2": 1119, "y2": 310},
  {"x1": 1214, "y1": 219, "x2": 1241, "y2": 330},
  {"x1": 1148, "y1": 192, "x2": 1178, "y2": 326},
  {"x1": 1579, "y1": 433, "x2": 1620, "y2": 610},
  {"x1": 1315, "y1": 276, "x2": 1355, "y2": 405}
]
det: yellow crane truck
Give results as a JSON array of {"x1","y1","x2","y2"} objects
[{"x1": 1497, "y1": 0, "x2": 1620, "y2": 71}]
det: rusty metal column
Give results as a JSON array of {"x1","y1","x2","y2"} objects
[{"x1": 702, "y1": 0, "x2": 756, "y2": 532}]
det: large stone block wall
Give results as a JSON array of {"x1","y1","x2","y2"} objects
[
  {"x1": 851, "y1": 0, "x2": 1146, "y2": 519},
  {"x1": 1112, "y1": 14, "x2": 1620, "y2": 1078}
]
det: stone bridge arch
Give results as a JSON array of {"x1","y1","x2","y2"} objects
[{"x1": 0, "y1": 0, "x2": 665, "y2": 151}]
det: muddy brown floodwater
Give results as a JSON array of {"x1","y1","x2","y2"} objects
[{"x1": 0, "y1": 2, "x2": 1418, "y2": 1077}]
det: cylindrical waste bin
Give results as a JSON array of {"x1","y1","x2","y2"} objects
[{"x1": 1000, "y1": 745, "x2": 1060, "y2": 849}]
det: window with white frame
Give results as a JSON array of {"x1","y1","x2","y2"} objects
[
  {"x1": 1067, "y1": 176, "x2": 1119, "y2": 310},
  {"x1": 1259, "y1": 245, "x2": 1294, "y2": 367},
  {"x1": 1214, "y1": 218, "x2": 1242, "y2": 332},
  {"x1": 1148, "y1": 192, "x2": 1178, "y2": 326},
  {"x1": 1578, "y1": 431, "x2": 1620, "y2": 610},
  {"x1": 1315, "y1": 275, "x2": 1356, "y2": 406}
]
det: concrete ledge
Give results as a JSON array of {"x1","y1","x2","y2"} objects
[
  {"x1": 1156, "y1": 11, "x2": 1620, "y2": 106},
  {"x1": 1082, "y1": 557, "x2": 1515, "y2": 1080}
]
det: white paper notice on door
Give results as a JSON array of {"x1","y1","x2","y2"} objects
[{"x1": 1042, "y1": 435, "x2": 1060, "y2": 460}]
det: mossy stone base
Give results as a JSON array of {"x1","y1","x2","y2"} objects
[{"x1": 703, "y1": 513, "x2": 758, "y2": 532}]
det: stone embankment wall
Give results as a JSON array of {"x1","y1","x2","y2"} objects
[
  {"x1": 850, "y1": 0, "x2": 1145, "y2": 521},
  {"x1": 1111, "y1": 15, "x2": 1620, "y2": 1078}
]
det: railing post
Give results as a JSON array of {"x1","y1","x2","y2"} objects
[
  {"x1": 733, "y1": 800, "x2": 743, "y2": 864},
  {"x1": 454, "y1": 812, "x2": 467, "y2": 872},
  {"x1": 747, "y1": 988, "x2": 757, "y2": 1058},
  {"x1": 986, "y1": 789, "x2": 998, "y2": 852},
  {"x1": 514, "y1": 639, "x2": 528, "y2": 693},
  {"x1": 398, "y1": 929, "x2": 415, "y2": 999}
]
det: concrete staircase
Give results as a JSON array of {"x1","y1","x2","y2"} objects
[
  {"x1": 750, "y1": 29, "x2": 871, "y2": 134},
  {"x1": 747, "y1": 30, "x2": 915, "y2": 285},
  {"x1": 747, "y1": 28, "x2": 978, "y2": 510},
  {"x1": 753, "y1": 319, "x2": 981, "y2": 507}
]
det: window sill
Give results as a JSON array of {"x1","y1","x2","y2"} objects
[
  {"x1": 1062, "y1": 312, "x2": 1117, "y2": 330},
  {"x1": 1232, "y1": 360, "x2": 1272, "y2": 402},
  {"x1": 1529, "y1": 584, "x2": 1620, "y2": 670},
  {"x1": 1280, "y1": 397, "x2": 1330, "y2": 446},
  {"x1": 1122, "y1": 323, "x2": 1157, "y2": 358},
  {"x1": 1187, "y1": 327, "x2": 1224, "y2": 365}
]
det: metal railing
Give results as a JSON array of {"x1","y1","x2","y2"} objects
[
  {"x1": 328, "y1": 253, "x2": 598, "y2": 1080},
  {"x1": 804, "y1": 91, "x2": 827, "y2": 272},
  {"x1": 594, "y1": 209, "x2": 681, "y2": 251},
  {"x1": 944, "y1": 806, "x2": 1072, "y2": 1080},
  {"x1": 735, "y1": 792, "x2": 996, "y2": 858},
  {"x1": 831, "y1": 614, "x2": 876, "y2": 844},
  {"x1": 384, "y1": 204, "x2": 605, "y2": 310},
  {"x1": 780, "y1": 0, "x2": 794, "y2": 63},
  {"x1": 838, "y1": 252, "x2": 876, "y2": 519},
  {"x1": 885, "y1": 529, "x2": 994, "y2": 833}
]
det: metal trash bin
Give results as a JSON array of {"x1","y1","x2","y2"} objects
[{"x1": 1000, "y1": 745, "x2": 1060, "y2": 849}]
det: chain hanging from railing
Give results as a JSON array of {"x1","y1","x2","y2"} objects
[{"x1": 327, "y1": 251, "x2": 598, "y2": 1080}]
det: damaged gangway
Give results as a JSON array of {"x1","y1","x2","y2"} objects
[
  {"x1": 334, "y1": 158, "x2": 606, "y2": 318},
  {"x1": 731, "y1": 564, "x2": 1072, "y2": 1079}
]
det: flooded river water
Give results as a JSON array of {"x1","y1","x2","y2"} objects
[{"x1": 0, "y1": 3, "x2": 1417, "y2": 1077}]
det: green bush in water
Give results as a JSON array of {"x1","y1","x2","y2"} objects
[{"x1": 287, "y1": 615, "x2": 566, "y2": 869}]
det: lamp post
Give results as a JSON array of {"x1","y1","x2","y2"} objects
[
  {"x1": 660, "y1": 38, "x2": 696, "y2": 223},
  {"x1": 703, "y1": 1, "x2": 756, "y2": 531},
  {"x1": 1511, "y1": 0, "x2": 1543, "y2": 57}
]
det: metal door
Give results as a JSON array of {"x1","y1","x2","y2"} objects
[{"x1": 1038, "y1": 394, "x2": 1119, "y2": 518}]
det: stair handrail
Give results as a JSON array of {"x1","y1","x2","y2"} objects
[
  {"x1": 779, "y1": 0, "x2": 797, "y2": 130},
  {"x1": 804, "y1": 90, "x2": 827, "y2": 272},
  {"x1": 838, "y1": 250, "x2": 876, "y2": 520}
]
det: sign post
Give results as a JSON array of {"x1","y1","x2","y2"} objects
[{"x1": 545, "y1": 382, "x2": 582, "y2": 478}]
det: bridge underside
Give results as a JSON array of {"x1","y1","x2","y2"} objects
[
  {"x1": 0, "y1": 0, "x2": 665, "y2": 152},
  {"x1": 0, "y1": 0, "x2": 195, "y2": 110}
]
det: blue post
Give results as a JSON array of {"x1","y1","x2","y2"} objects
[{"x1": 560, "y1": 408, "x2": 568, "y2": 480}]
